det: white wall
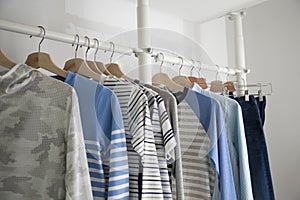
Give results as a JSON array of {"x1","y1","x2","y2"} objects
[
  {"x1": 226, "y1": 0, "x2": 300, "y2": 199},
  {"x1": 0, "y1": 0, "x2": 186, "y2": 79},
  {"x1": 0, "y1": 0, "x2": 230, "y2": 82},
  {"x1": 195, "y1": 17, "x2": 229, "y2": 81},
  {"x1": 196, "y1": 17, "x2": 228, "y2": 67}
]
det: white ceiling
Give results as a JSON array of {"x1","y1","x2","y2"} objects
[{"x1": 132, "y1": 0, "x2": 268, "y2": 22}]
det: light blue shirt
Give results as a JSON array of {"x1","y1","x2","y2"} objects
[
  {"x1": 65, "y1": 72, "x2": 129, "y2": 200},
  {"x1": 178, "y1": 87, "x2": 237, "y2": 200},
  {"x1": 193, "y1": 83, "x2": 253, "y2": 200}
]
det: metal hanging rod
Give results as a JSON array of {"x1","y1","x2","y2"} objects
[
  {"x1": 0, "y1": 19, "x2": 138, "y2": 56},
  {"x1": 150, "y1": 49, "x2": 250, "y2": 75},
  {"x1": 0, "y1": 19, "x2": 249, "y2": 76}
]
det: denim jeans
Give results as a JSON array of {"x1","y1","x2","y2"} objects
[
  {"x1": 255, "y1": 96, "x2": 266, "y2": 126},
  {"x1": 234, "y1": 95, "x2": 275, "y2": 200}
]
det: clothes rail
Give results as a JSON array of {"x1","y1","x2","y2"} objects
[
  {"x1": 0, "y1": 19, "x2": 137, "y2": 56},
  {"x1": 151, "y1": 50, "x2": 250, "y2": 75},
  {"x1": 0, "y1": 19, "x2": 248, "y2": 76}
]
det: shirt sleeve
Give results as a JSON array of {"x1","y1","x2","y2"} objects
[
  {"x1": 156, "y1": 94, "x2": 177, "y2": 162},
  {"x1": 234, "y1": 102, "x2": 253, "y2": 200},
  {"x1": 107, "y1": 93, "x2": 130, "y2": 200},
  {"x1": 146, "y1": 89, "x2": 173, "y2": 199},
  {"x1": 65, "y1": 89, "x2": 93, "y2": 200}
]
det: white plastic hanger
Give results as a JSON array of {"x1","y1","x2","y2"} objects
[
  {"x1": 152, "y1": 52, "x2": 184, "y2": 92},
  {"x1": 25, "y1": 26, "x2": 68, "y2": 78}
]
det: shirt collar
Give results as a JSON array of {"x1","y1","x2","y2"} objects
[
  {"x1": 0, "y1": 64, "x2": 37, "y2": 95},
  {"x1": 173, "y1": 87, "x2": 189, "y2": 104}
]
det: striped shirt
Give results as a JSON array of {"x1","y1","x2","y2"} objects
[
  {"x1": 101, "y1": 77, "x2": 164, "y2": 199},
  {"x1": 143, "y1": 84, "x2": 184, "y2": 200},
  {"x1": 177, "y1": 99, "x2": 216, "y2": 199},
  {"x1": 138, "y1": 85, "x2": 176, "y2": 199},
  {"x1": 65, "y1": 72, "x2": 129, "y2": 200},
  {"x1": 176, "y1": 87, "x2": 237, "y2": 200},
  {"x1": 137, "y1": 82, "x2": 177, "y2": 161}
]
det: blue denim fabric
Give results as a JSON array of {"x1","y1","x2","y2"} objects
[
  {"x1": 255, "y1": 96, "x2": 266, "y2": 126},
  {"x1": 234, "y1": 95, "x2": 275, "y2": 200}
]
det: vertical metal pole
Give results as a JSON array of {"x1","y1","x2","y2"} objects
[
  {"x1": 137, "y1": 0, "x2": 151, "y2": 83},
  {"x1": 229, "y1": 11, "x2": 247, "y2": 95}
]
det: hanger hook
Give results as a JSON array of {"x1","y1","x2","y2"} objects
[
  {"x1": 72, "y1": 34, "x2": 80, "y2": 59},
  {"x1": 215, "y1": 65, "x2": 220, "y2": 80},
  {"x1": 84, "y1": 36, "x2": 90, "y2": 61},
  {"x1": 36, "y1": 25, "x2": 46, "y2": 52},
  {"x1": 240, "y1": 78, "x2": 246, "y2": 90},
  {"x1": 196, "y1": 60, "x2": 202, "y2": 77},
  {"x1": 268, "y1": 83, "x2": 273, "y2": 94},
  {"x1": 109, "y1": 42, "x2": 115, "y2": 63},
  {"x1": 226, "y1": 67, "x2": 230, "y2": 82},
  {"x1": 178, "y1": 56, "x2": 183, "y2": 76},
  {"x1": 258, "y1": 82, "x2": 262, "y2": 91},
  {"x1": 190, "y1": 59, "x2": 195, "y2": 76},
  {"x1": 158, "y1": 52, "x2": 164, "y2": 73},
  {"x1": 93, "y1": 38, "x2": 100, "y2": 62}
]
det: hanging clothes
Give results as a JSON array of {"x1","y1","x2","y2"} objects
[
  {"x1": 192, "y1": 83, "x2": 253, "y2": 200},
  {"x1": 61, "y1": 72, "x2": 130, "y2": 199},
  {"x1": 0, "y1": 64, "x2": 93, "y2": 200},
  {"x1": 0, "y1": 64, "x2": 273, "y2": 200},
  {"x1": 100, "y1": 77, "x2": 164, "y2": 199},
  {"x1": 135, "y1": 83, "x2": 176, "y2": 199},
  {"x1": 142, "y1": 83, "x2": 184, "y2": 200},
  {"x1": 173, "y1": 87, "x2": 237, "y2": 200},
  {"x1": 255, "y1": 96, "x2": 267, "y2": 126},
  {"x1": 233, "y1": 95, "x2": 275, "y2": 200}
]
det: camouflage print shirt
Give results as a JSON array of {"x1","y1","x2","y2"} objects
[{"x1": 0, "y1": 64, "x2": 93, "y2": 200}]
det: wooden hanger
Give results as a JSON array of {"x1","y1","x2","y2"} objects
[
  {"x1": 106, "y1": 63, "x2": 133, "y2": 81},
  {"x1": 172, "y1": 56, "x2": 193, "y2": 88},
  {"x1": 25, "y1": 26, "x2": 67, "y2": 78},
  {"x1": 152, "y1": 53, "x2": 184, "y2": 92},
  {"x1": 210, "y1": 65, "x2": 223, "y2": 93},
  {"x1": 224, "y1": 81, "x2": 236, "y2": 92},
  {"x1": 210, "y1": 80, "x2": 223, "y2": 93},
  {"x1": 196, "y1": 78, "x2": 208, "y2": 89},
  {"x1": 105, "y1": 42, "x2": 134, "y2": 81},
  {"x1": 96, "y1": 61, "x2": 111, "y2": 75},
  {"x1": 87, "y1": 60, "x2": 102, "y2": 74},
  {"x1": 26, "y1": 52, "x2": 68, "y2": 78},
  {"x1": 188, "y1": 76, "x2": 208, "y2": 89},
  {"x1": 172, "y1": 76, "x2": 193, "y2": 88},
  {"x1": 63, "y1": 35, "x2": 100, "y2": 81},
  {"x1": 223, "y1": 67, "x2": 236, "y2": 92},
  {"x1": 152, "y1": 73, "x2": 184, "y2": 92},
  {"x1": 0, "y1": 49, "x2": 16, "y2": 69},
  {"x1": 187, "y1": 64, "x2": 208, "y2": 89}
]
